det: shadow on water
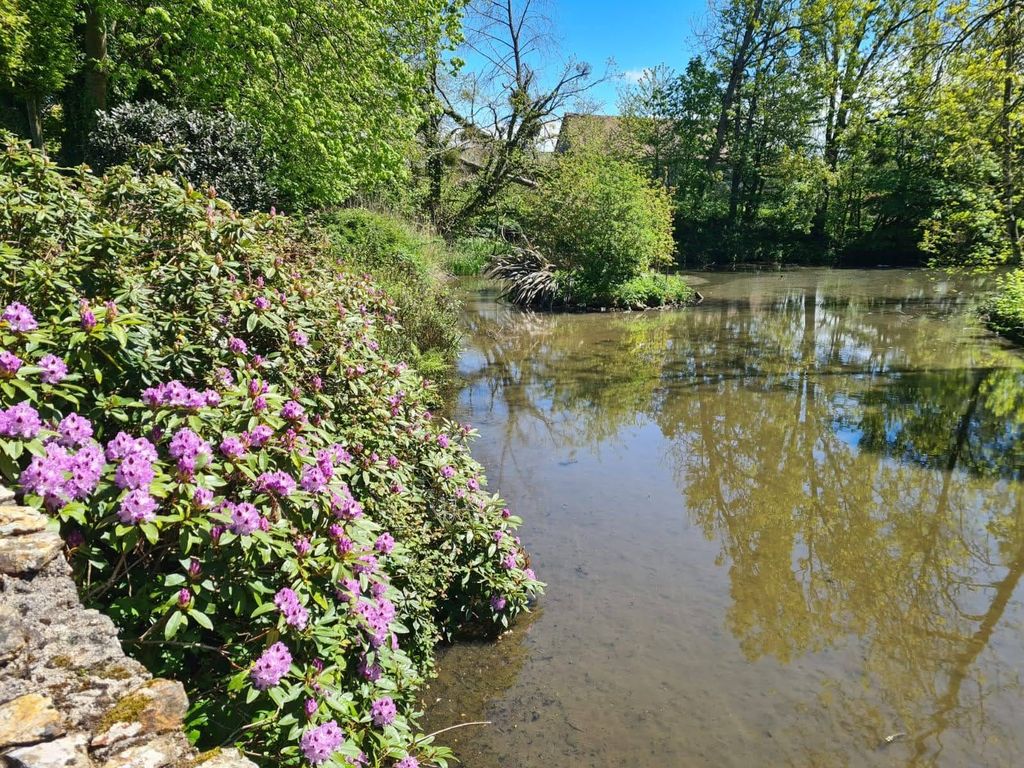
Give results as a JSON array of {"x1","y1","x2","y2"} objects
[{"x1": 423, "y1": 269, "x2": 1024, "y2": 768}]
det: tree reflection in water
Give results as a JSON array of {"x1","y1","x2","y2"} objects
[{"x1": 447, "y1": 271, "x2": 1024, "y2": 766}]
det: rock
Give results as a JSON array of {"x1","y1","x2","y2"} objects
[
  {"x1": 0, "y1": 505, "x2": 48, "y2": 536},
  {"x1": 0, "y1": 485, "x2": 14, "y2": 504},
  {"x1": 0, "y1": 694, "x2": 65, "y2": 747},
  {"x1": 91, "y1": 681, "x2": 188, "y2": 749},
  {"x1": 98, "y1": 733, "x2": 191, "y2": 768},
  {"x1": 0, "y1": 604, "x2": 29, "y2": 666},
  {"x1": 0, "y1": 530, "x2": 63, "y2": 574},
  {"x1": 193, "y1": 748, "x2": 259, "y2": 768},
  {"x1": 3, "y1": 733, "x2": 92, "y2": 768}
]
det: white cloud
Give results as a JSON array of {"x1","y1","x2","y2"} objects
[{"x1": 620, "y1": 68, "x2": 648, "y2": 84}]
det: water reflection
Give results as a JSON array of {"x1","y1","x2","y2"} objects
[{"x1": 427, "y1": 270, "x2": 1024, "y2": 767}]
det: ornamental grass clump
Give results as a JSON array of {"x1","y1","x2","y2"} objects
[{"x1": 0, "y1": 134, "x2": 543, "y2": 767}]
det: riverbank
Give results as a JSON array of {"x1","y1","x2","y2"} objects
[{"x1": 0, "y1": 136, "x2": 541, "y2": 767}]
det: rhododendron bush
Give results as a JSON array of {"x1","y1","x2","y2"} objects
[{"x1": 0, "y1": 135, "x2": 541, "y2": 767}]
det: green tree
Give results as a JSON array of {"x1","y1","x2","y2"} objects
[
  {"x1": 0, "y1": 0, "x2": 76, "y2": 150},
  {"x1": 922, "y1": 0, "x2": 1023, "y2": 269}
]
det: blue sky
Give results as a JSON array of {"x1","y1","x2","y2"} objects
[{"x1": 549, "y1": 0, "x2": 708, "y2": 113}]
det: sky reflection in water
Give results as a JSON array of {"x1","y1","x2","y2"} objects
[{"x1": 422, "y1": 269, "x2": 1024, "y2": 768}]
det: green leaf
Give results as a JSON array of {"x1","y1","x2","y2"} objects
[
  {"x1": 164, "y1": 610, "x2": 186, "y2": 639},
  {"x1": 188, "y1": 609, "x2": 213, "y2": 630}
]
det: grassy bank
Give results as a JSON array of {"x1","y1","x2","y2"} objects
[{"x1": 313, "y1": 210, "x2": 462, "y2": 378}]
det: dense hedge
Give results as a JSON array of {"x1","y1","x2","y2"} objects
[
  {"x1": 0, "y1": 135, "x2": 541, "y2": 767},
  {"x1": 89, "y1": 101, "x2": 277, "y2": 212}
]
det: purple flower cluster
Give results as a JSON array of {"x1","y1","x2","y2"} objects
[
  {"x1": 370, "y1": 696, "x2": 397, "y2": 727},
  {"x1": 300, "y1": 464, "x2": 329, "y2": 493},
  {"x1": 374, "y1": 533, "x2": 394, "y2": 554},
  {"x1": 108, "y1": 434, "x2": 157, "y2": 490},
  {"x1": 168, "y1": 428, "x2": 211, "y2": 476},
  {"x1": 290, "y1": 330, "x2": 309, "y2": 348},
  {"x1": 245, "y1": 424, "x2": 273, "y2": 447},
  {"x1": 0, "y1": 350, "x2": 22, "y2": 377},
  {"x1": 228, "y1": 336, "x2": 248, "y2": 355},
  {"x1": 250, "y1": 642, "x2": 292, "y2": 690},
  {"x1": 193, "y1": 487, "x2": 214, "y2": 508},
  {"x1": 227, "y1": 502, "x2": 261, "y2": 535},
  {"x1": 395, "y1": 758, "x2": 419, "y2": 768},
  {"x1": 20, "y1": 440, "x2": 104, "y2": 509},
  {"x1": 219, "y1": 436, "x2": 246, "y2": 461},
  {"x1": 355, "y1": 596, "x2": 395, "y2": 648},
  {"x1": 57, "y1": 413, "x2": 93, "y2": 447},
  {"x1": 280, "y1": 400, "x2": 305, "y2": 421},
  {"x1": 353, "y1": 554, "x2": 377, "y2": 575},
  {"x1": 142, "y1": 380, "x2": 219, "y2": 410},
  {"x1": 257, "y1": 470, "x2": 295, "y2": 497},
  {"x1": 0, "y1": 402, "x2": 42, "y2": 438},
  {"x1": 299, "y1": 720, "x2": 344, "y2": 765},
  {"x1": 38, "y1": 354, "x2": 68, "y2": 384},
  {"x1": 2, "y1": 302, "x2": 37, "y2": 332},
  {"x1": 118, "y1": 489, "x2": 157, "y2": 524},
  {"x1": 329, "y1": 486, "x2": 362, "y2": 519},
  {"x1": 273, "y1": 587, "x2": 309, "y2": 630}
]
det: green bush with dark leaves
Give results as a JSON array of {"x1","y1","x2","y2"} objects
[
  {"x1": 0, "y1": 134, "x2": 541, "y2": 768},
  {"x1": 88, "y1": 101, "x2": 277, "y2": 212}
]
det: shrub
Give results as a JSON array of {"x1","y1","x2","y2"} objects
[
  {"x1": 601, "y1": 272, "x2": 696, "y2": 309},
  {"x1": 0, "y1": 134, "x2": 541, "y2": 766},
  {"x1": 445, "y1": 238, "x2": 505, "y2": 277},
  {"x1": 88, "y1": 101, "x2": 276, "y2": 212},
  {"x1": 986, "y1": 269, "x2": 1024, "y2": 343},
  {"x1": 527, "y1": 153, "x2": 675, "y2": 295},
  {"x1": 314, "y1": 210, "x2": 461, "y2": 376}
]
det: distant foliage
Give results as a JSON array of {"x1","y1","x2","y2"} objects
[
  {"x1": 491, "y1": 151, "x2": 683, "y2": 309},
  {"x1": 987, "y1": 270, "x2": 1024, "y2": 343},
  {"x1": 315, "y1": 210, "x2": 461, "y2": 376},
  {"x1": 89, "y1": 101, "x2": 276, "y2": 212},
  {"x1": 528, "y1": 152, "x2": 675, "y2": 293},
  {"x1": 0, "y1": 135, "x2": 541, "y2": 766}
]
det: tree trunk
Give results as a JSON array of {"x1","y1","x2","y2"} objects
[
  {"x1": 24, "y1": 95, "x2": 44, "y2": 151},
  {"x1": 84, "y1": 4, "x2": 108, "y2": 113}
]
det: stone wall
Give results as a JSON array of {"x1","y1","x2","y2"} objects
[{"x1": 0, "y1": 486, "x2": 255, "y2": 768}]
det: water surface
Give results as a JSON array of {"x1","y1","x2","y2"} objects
[{"x1": 423, "y1": 269, "x2": 1024, "y2": 768}]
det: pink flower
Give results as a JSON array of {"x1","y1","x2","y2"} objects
[
  {"x1": 118, "y1": 490, "x2": 157, "y2": 524},
  {"x1": 2, "y1": 302, "x2": 37, "y2": 332},
  {"x1": 299, "y1": 720, "x2": 343, "y2": 765},
  {"x1": 250, "y1": 642, "x2": 291, "y2": 690},
  {"x1": 38, "y1": 355, "x2": 68, "y2": 384},
  {"x1": 0, "y1": 350, "x2": 22, "y2": 377}
]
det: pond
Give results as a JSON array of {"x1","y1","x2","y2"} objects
[{"x1": 421, "y1": 269, "x2": 1024, "y2": 768}]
